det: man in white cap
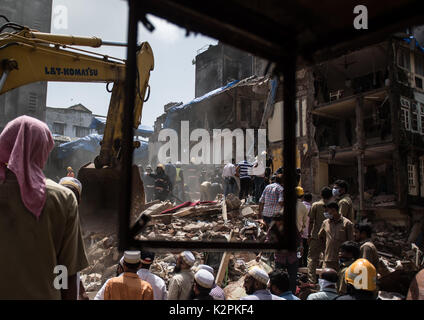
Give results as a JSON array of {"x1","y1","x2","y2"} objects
[
  {"x1": 103, "y1": 251, "x2": 154, "y2": 300},
  {"x1": 240, "y1": 266, "x2": 284, "y2": 300},
  {"x1": 191, "y1": 269, "x2": 215, "y2": 300},
  {"x1": 59, "y1": 177, "x2": 82, "y2": 205},
  {"x1": 168, "y1": 251, "x2": 196, "y2": 300},
  {"x1": 136, "y1": 251, "x2": 168, "y2": 300},
  {"x1": 196, "y1": 264, "x2": 226, "y2": 300}
]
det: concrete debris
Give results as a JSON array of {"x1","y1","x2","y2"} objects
[{"x1": 80, "y1": 199, "x2": 420, "y2": 300}]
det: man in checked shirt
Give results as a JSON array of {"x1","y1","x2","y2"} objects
[{"x1": 258, "y1": 174, "x2": 284, "y2": 230}]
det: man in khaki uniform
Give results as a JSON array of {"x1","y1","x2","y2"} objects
[
  {"x1": 354, "y1": 223, "x2": 379, "y2": 269},
  {"x1": 337, "y1": 241, "x2": 360, "y2": 295},
  {"x1": 168, "y1": 251, "x2": 196, "y2": 300},
  {"x1": 333, "y1": 180, "x2": 355, "y2": 222},
  {"x1": 318, "y1": 202, "x2": 354, "y2": 271},
  {"x1": 307, "y1": 186, "x2": 333, "y2": 283}
]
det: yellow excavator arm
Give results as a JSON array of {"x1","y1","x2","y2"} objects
[{"x1": 0, "y1": 25, "x2": 154, "y2": 230}]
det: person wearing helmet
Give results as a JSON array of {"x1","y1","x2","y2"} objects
[
  {"x1": 148, "y1": 164, "x2": 171, "y2": 201},
  {"x1": 66, "y1": 166, "x2": 75, "y2": 178},
  {"x1": 142, "y1": 165, "x2": 156, "y2": 202},
  {"x1": 174, "y1": 161, "x2": 185, "y2": 202},
  {"x1": 334, "y1": 258, "x2": 377, "y2": 300}
]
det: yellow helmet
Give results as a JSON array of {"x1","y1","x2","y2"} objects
[
  {"x1": 296, "y1": 186, "x2": 304, "y2": 197},
  {"x1": 345, "y1": 258, "x2": 377, "y2": 291},
  {"x1": 67, "y1": 166, "x2": 73, "y2": 171}
]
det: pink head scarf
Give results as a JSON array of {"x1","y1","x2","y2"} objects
[{"x1": 0, "y1": 115, "x2": 54, "y2": 219}]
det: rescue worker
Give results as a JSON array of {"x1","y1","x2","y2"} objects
[
  {"x1": 66, "y1": 166, "x2": 75, "y2": 178},
  {"x1": 333, "y1": 179, "x2": 355, "y2": 222},
  {"x1": 149, "y1": 164, "x2": 171, "y2": 201},
  {"x1": 335, "y1": 258, "x2": 377, "y2": 300},
  {"x1": 318, "y1": 202, "x2": 354, "y2": 271},
  {"x1": 0, "y1": 116, "x2": 88, "y2": 299},
  {"x1": 137, "y1": 251, "x2": 168, "y2": 300},
  {"x1": 168, "y1": 251, "x2": 196, "y2": 300},
  {"x1": 240, "y1": 266, "x2": 284, "y2": 300},
  {"x1": 103, "y1": 251, "x2": 154, "y2": 300},
  {"x1": 174, "y1": 161, "x2": 185, "y2": 202},
  {"x1": 354, "y1": 223, "x2": 379, "y2": 270},
  {"x1": 222, "y1": 159, "x2": 237, "y2": 197},
  {"x1": 337, "y1": 241, "x2": 360, "y2": 295},
  {"x1": 165, "y1": 158, "x2": 176, "y2": 192},
  {"x1": 142, "y1": 165, "x2": 155, "y2": 203},
  {"x1": 191, "y1": 269, "x2": 215, "y2": 300},
  {"x1": 307, "y1": 186, "x2": 333, "y2": 283}
]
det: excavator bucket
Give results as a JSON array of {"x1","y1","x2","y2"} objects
[{"x1": 77, "y1": 163, "x2": 145, "y2": 234}]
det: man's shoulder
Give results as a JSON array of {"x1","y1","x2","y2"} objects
[
  {"x1": 46, "y1": 179, "x2": 73, "y2": 198},
  {"x1": 339, "y1": 194, "x2": 352, "y2": 204},
  {"x1": 341, "y1": 216, "x2": 354, "y2": 226}
]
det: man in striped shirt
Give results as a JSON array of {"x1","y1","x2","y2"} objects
[
  {"x1": 237, "y1": 159, "x2": 253, "y2": 201},
  {"x1": 258, "y1": 174, "x2": 284, "y2": 228}
]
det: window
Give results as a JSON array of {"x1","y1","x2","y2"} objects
[
  {"x1": 408, "y1": 161, "x2": 418, "y2": 196},
  {"x1": 301, "y1": 98, "x2": 307, "y2": 137},
  {"x1": 295, "y1": 99, "x2": 300, "y2": 137},
  {"x1": 398, "y1": 47, "x2": 411, "y2": 71},
  {"x1": 52, "y1": 122, "x2": 65, "y2": 135},
  {"x1": 28, "y1": 92, "x2": 37, "y2": 113},
  {"x1": 401, "y1": 107, "x2": 410, "y2": 131},
  {"x1": 411, "y1": 102, "x2": 419, "y2": 132},
  {"x1": 415, "y1": 53, "x2": 424, "y2": 76},
  {"x1": 75, "y1": 126, "x2": 89, "y2": 137},
  {"x1": 420, "y1": 157, "x2": 424, "y2": 197}
]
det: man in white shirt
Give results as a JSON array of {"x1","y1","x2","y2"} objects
[
  {"x1": 222, "y1": 159, "x2": 237, "y2": 197},
  {"x1": 137, "y1": 251, "x2": 168, "y2": 300}
]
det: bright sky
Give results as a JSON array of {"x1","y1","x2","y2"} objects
[{"x1": 47, "y1": 0, "x2": 218, "y2": 127}]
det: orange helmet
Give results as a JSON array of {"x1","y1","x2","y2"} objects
[{"x1": 345, "y1": 258, "x2": 377, "y2": 291}]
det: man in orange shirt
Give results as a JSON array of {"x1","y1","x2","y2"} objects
[{"x1": 104, "y1": 251, "x2": 154, "y2": 300}]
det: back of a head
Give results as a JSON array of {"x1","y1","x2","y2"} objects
[
  {"x1": 345, "y1": 259, "x2": 377, "y2": 293},
  {"x1": 275, "y1": 174, "x2": 284, "y2": 185},
  {"x1": 334, "y1": 179, "x2": 349, "y2": 193},
  {"x1": 340, "y1": 241, "x2": 360, "y2": 259},
  {"x1": 303, "y1": 193, "x2": 312, "y2": 202},
  {"x1": 356, "y1": 223, "x2": 373, "y2": 238},
  {"x1": 321, "y1": 186, "x2": 333, "y2": 200},
  {"x1": 269, "y1": 269, "x2": 290, "y2": 293},
  {"x1": 321, "y1": 268, "x2": 338, "y2": 283},
  {"x1": 0, "y1": 116, "x2": 54, "y2": 218}
]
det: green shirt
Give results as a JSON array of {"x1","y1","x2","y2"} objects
[{"x1": 0, "y1": 174, "x2": 88, "y2": 299}]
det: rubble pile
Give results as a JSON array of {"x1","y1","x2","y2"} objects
[{"x1": 80, "y1": 198, "x2": 266, "y2": 296}]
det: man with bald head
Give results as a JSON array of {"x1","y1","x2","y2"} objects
[{"x1": 307, "y1": 268, "x2": 339, "y2": 300}]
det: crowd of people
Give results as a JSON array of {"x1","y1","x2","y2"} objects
[{"x1": 1, "y1": 115, "x2": 423, "y2": 300}]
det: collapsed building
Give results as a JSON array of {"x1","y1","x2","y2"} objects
[{"x1": 307, "y1": 31, "x2": 424, "y2": 234}]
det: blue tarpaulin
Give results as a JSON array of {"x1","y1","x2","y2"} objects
[
  {"x1": 89, "y1": 116, "x2": 153, "y2": 136},
  {"x1": 164, "y1": 79, "x2": 240, "y2": 128},
  {"x1": 56, "y1": 133, "x2": 148, "y2": 161}
]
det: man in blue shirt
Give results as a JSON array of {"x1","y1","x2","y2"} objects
[{"x1": 269, "y1": 269, "x2": 300, "y2": 300}]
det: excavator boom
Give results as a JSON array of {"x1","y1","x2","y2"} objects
[{"x1": 0, "y1": 25, "x2": 154, "y2": 233}]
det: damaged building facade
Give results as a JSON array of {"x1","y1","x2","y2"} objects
[{"x1": 307, "y1": 32, "x2": 424, "y2": 228}]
